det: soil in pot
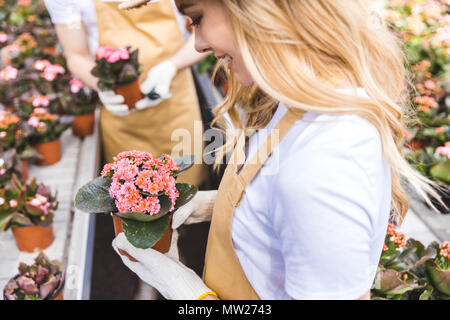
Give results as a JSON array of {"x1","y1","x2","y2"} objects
[
  {"x1": 113, "y1": 79, "x2": 142, "y2": 111},
  {"x1": 33, "y1": 138, "x2": 61, "y2": 166},
  {"x1": 12, "y1": 224, "x2": 54, "y2": 252}
]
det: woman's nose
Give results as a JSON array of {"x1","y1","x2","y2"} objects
[{"x1": 194, "y1": 32, "x2": 212, "y2": 53}]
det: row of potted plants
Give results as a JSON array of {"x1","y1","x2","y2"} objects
[
  {"x1": 373, "y1": 0, "x2": 449, "y2": 209},
  {"x1": 0, "y1": 1, "x2": 98, "y2": 301},
  {"x1": 371, "y1": 223, "x2": 449, "y2": 299}
]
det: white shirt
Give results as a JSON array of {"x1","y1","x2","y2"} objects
[
  {"x1": 232, "y1": 88, "x2": 392, "y2": 300},
  {"x1": 43, "y1": 0, "x2": 188, "y2": 55}
]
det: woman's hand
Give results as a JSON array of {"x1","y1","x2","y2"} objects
[
  {"x1": 172, "y1": 190, "x2": 218, "y2": 230},
  {"x1": 112, "y1": 233, "x2": 217, "y2": 300}
]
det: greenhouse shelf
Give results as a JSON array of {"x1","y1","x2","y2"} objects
[{"x1": 0, "y1": 109, "x2": 101, "y2": 300}]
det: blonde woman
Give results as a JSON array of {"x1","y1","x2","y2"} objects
[{"x1": 113, "y1": 0, "x2": 444, "y2": 300}]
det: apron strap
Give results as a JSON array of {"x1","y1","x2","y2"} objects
[{"x1": 229, "y1": 108, "x2": 305, "y2": 207}]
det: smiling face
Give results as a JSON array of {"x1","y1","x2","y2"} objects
[{"x1": 175, "y1": 0, "x2": 253, "y2": 85}]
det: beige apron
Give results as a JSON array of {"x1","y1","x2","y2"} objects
[
  {"x1": 203, "y1": 108, "x2": 305, "y2": 300},
  {"x1": 94, "y1": 0, "x2": 207, "y2": 186}
]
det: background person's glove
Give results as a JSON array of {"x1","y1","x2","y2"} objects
[
  {"x1": 172, "y1": 190, "x2": 218, "y2": 230},
  {"x1": 98, "y1": 90, "x2": 130, "y2": 116},
  {"x1": 135, "y1": 60, "x2": 177, "y2": 110},
  {"x1": 112, "y1": 232, "x2": 216, "y2": 300}
]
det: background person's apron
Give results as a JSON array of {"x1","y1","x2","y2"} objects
[
  {"x1": 203, "y1": 108, "x2": 305, "y2": 299},
  {"x1": 94, "y1": 0, "x2": 207, "y2": 186}
]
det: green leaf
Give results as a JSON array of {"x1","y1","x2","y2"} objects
[
  {"x1": 10, "y1": 212, "x2": 32, "y2": 227},
  {"x1": 0, "y1": 211, "x2": 13, "y2": 232},
  {"x1": 426, "y1": 261, "x2": 450, "y2": 296},
  {"x1": 25, "y1": 204, "x2": 44, "y2": 216},
  {"x1": 74, "y1": 177, "x2": 116, "y2": 214},
  {"x1": 430, "y1": 163, "x2": 450, "y2": 184},
  {"x1": 122, "y1": 214, "x2": 170, "y2": 249},
  {"x1": 174, "y1": 183, "x2": 198, "y2": 209}
]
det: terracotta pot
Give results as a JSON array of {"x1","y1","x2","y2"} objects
[
  {"x1": 12, "y1": 224, "x2": 54, "y2": 253},
  {"x1": 3, "y1": 274, "x2": 64, "y2": 300},
  {"x1": 20, "y1": 159, "x2": 28, "y2": 182},
  {"x1": 113, "y1": 79, "x2": 143, "y2": 111},
  {"x1": 72, "y1": 112, "x2": 95, "y2": 138},
  {"x1": 406, "y1": 139, "x2": 428, "y2": 151},
  {"x1": 41, "y1": 46, "x2": 57, "y2": 56},
  {"x1": 33, "y1": 138, "x2": 61, "y2": 166},
  {"x1": 4, "y1": 105, "x2": 16, "y2": 113},
  {"x1": 112, "y1": 214, "x2": 173, "y2": 262}
]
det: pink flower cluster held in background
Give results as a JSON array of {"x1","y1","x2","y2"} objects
[
  {"x1": 95, "y1": 46, "x2": 130, "y2": 63},
  {"x1": 101, "y1": 151, "x2": 180, "y2": 215}
]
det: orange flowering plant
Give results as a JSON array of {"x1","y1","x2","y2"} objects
[
  {"x1": 371, "y1": 223, "x2": 450, "y2": 300},
  {"x1": 374, "y1": 0, "x2": 449, "y2": 192},
  {"x1": 25, "y1": 107, "x2": 71, "y2": 144}
]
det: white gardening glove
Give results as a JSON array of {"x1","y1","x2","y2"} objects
[
  {"x1": 112, "y1": 232, "x2": 216, "y2": 300},
  {"x1": 98, "y1": 90, "x2": 130, "y2": 116},
  {"x1": 172, "y1": 190, "x2": 217, "y2": 230},
  {"x1": 135, "y1": 60, "x2": 177, "y2": 110}
]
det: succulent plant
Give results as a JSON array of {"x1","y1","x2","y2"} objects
[
  {"x1": 371, "y1": 224, "x2": 450, "y2": 300},
  {"x1": 3, "y1": 251, "x2": 64, "y2": 300}
]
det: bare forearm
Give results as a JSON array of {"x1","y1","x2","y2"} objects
[
  {"x1": 54, "y1": 23, "x2": 99, "y2": 91},
  {"x1": 66, "y1": 53, "x2": 99, "y2": 91},
  {"x1": 170, "y1": 34, "x2": 210, "y2": 71}
]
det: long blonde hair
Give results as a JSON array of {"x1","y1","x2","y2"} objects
[{"x1": 210, "y1": 0, "x2": 445, "y2": 225}]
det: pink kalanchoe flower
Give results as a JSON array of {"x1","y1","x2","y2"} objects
[
  {"x1": 0, "y1": 33, "x2": 8, "y2": 43},
  {"x1": 27, "y1": 116, "x2": 40, "y2": 128},
  {"x1": 95, "y1": 46, "x2": 114, "y2": 60},
  {"x1": 106, "y1": 48, "x2": 130, "y2": 63},
  {"x1": 117, "y1": 47, "x2": 130, "y2": 60},
  {"x1": 0, "y1": 66, "x2": 18, "y2": 81},
  {"x1": 69, "y1": 79, "x2": 84, "y2": 93},
  {"x1": 33, "y1": 107, "x2": 48, "y2": 114},
  {"x1": 33, "y1": 59, "x2": 51, "y2": 71},
  {"x1": 9, "y1": 200, "x2": 17, "y2": 207},
  {"x1": 103, "y1": 150, "x2": 180, "y2": 215},
  {"x1": 41, "y1": 63, "x2": 65, "y2": 81},
  {"x1": 436, "y1": 142, "x2": 450, "y2": 159},
  {"x1": 106, "y1": 50, "x2": 122, "y2": 63},
  {"x1": 18, "y1": 0, "x2": 31, "y2": 6},
  {"x1": 32, "y1": 95, "x2": 50, "y2": 108}
]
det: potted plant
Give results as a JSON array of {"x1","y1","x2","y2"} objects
[
  {"x1": 3, "y1": 251, "x2": 65, "y2": 300},
  {"x1": 371, "y1": 223, "x2": 450, "y2": 300},
  {"x1": 0, "y1": 149, "x2": 29, "y2": 186},
  {"x1": 405, "y1": 145, "x2": 449, "y2": 213},
  {"x1": 75, "y1": 151, "x2": 198, "y2": 261},
  {"x1": 91, "y1": 46, "x2": 142, "y2": 111},
  {"x1": 25, "y1": 107, "x2": 72, "y2": 166},
  {"x1": 0, "y1": 175, "x2": 58, "y2": 252},
  {"x1": 59, "y1": 77, "x2": 99, "y2": 137},
  {"x1": 0, "y1": 110, "x2": 36, "y2": 181},
  {"x1": 0, "y1": 65, "x2": 31, "y2": 111}
]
